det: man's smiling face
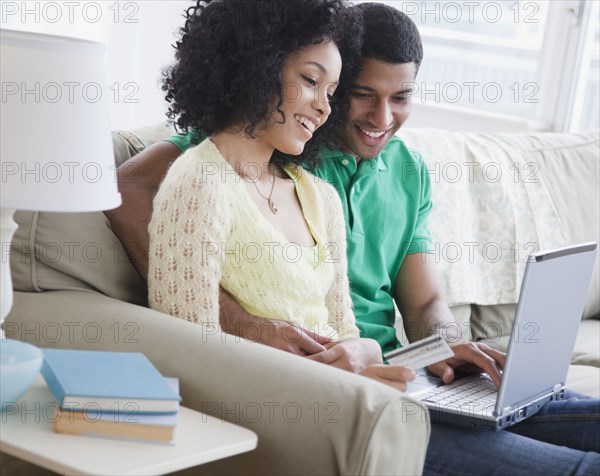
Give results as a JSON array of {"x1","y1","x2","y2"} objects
[{"x1": 337, "y1": 58, "x2": 416, "y2": 161}]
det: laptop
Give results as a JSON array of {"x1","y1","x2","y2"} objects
[{"x1": 406, "y1": 242, "x2": 598, "y2": 430}]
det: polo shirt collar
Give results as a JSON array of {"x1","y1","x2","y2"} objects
[
  {"x1": 318, "y1": 144, "x2": 388, "y2": 172},
  {"x1": 372, "y1": 155, "x2": 387, "y2": 171}
]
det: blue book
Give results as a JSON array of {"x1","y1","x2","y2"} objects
[
  {"x1": 53, "y1": 378, "x2": 180, "y2": 445},
  {"x1": 41, "y1": 349, "x2": 181, "y2": 413}
]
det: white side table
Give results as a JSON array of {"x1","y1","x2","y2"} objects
[{"x1": 0, "y1": 376, "x2": 257, "y2": 475}]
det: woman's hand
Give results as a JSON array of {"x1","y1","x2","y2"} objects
[
  {"x1": 306, "y1": 338, "x2": 416, "y2": 391},
  {"x1": 359, "y1": 365, "x2": 416, "y2": 392},
  {"x1": 305, "y1": 337, "x2": 383, "y2": 372}
]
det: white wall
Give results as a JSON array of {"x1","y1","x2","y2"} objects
[
  {"x1": 105, "y1": 1, "x2": 191, "y2": 130},
  {"x1": 1, "y1": 0, "x2": 192, "y2": 130}
]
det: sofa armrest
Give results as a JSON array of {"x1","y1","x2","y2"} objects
[{"x1": 5, "y1": 290, "x2": 429, "y2": 476}]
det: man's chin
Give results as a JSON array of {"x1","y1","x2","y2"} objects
[{"x1": 356, "y1": 144, "x2": 385, "y2": 161}]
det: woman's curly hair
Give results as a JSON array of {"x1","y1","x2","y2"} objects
[{"x1": 163, "y1": 0, "x2": 362, "y2": 169}]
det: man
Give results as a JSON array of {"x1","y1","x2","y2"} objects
[{"x1": 106, "y1": 3, "x2": 599, "y2": 473}]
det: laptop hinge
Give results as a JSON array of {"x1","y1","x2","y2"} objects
[
  {"x1": 552, "y1": 384, "x2": 565, "y2": 401},
  {"x1": 497, "y1": 386, "x2": 564, "y2": 419}
]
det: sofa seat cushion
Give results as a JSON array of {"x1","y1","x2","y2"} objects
[
  {"x1": 479, "y1": 319, "x2": 599, "y2": 397},
  {"x1": 566, "y1": 365, "x2": 600, "y2": 398},
  {"x1": 572, "y1": 320, "x2": 600, "y2": 367},
  {"x1": 481, "y1": 320, "x2": 599, "y2": 367}
]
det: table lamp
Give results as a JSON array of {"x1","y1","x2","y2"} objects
[{"x1": 0, "y1": 29, "x2": 121, "y2": 407}]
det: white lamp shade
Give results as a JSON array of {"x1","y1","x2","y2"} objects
[{"x1": 1, "y1": 29, "x2": 121, "y2": 212}]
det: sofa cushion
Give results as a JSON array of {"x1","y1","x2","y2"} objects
[
  {"x1": 572, "y1": 319, "x2": 600, "y2": 367},
  {"x1": 395, "y1": 303, "x2": 472, "y2": 344},
  {"x1": 566, "y1": 365, "x2": 600, "y2": 398},
  {"x1": 513, "y1": 132, "x2": 599, "y2": 319},
  {"x1": 470, "y1": 304, "x2": 516, "y2": 342},
  {"x1": 9, "y1": 123, "x2": 174, "y2": 305},
  {"x1": 398, "y1": 129, "x2": 570, "y2": 308},
  {"x1": 480, "y1": 319, "x2": 599, "y2": 369},
  {"x1": 478, "y1": 321, "x2": 599, "y2": 397},
  {"x1": 112, "y1": 123, "x2": 174, "y2": 166},
  {"x1": 469, "y1": 131, "x2": 600, "y2": 336},
  {"x1": 10, "y1": 210, "x2": 148, "y2": 305},
  {"x1": 399, "y1": 129, "x2": 599, "y2": 323}
]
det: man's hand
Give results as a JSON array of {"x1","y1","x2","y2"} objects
[
  {"x1": 426, "y1": 341, "x2": 506, "y2": 388},
  {"x1": 305, "y1": 337, "x2": 383, "y2": 372},
  {"x1": 239, "y1": 319, "x2": 332, "y2": 355},
  {"x1": 219, "y1": 287, "x2": 330, "y2": 355},
  {"x1": 360, "y1": 365, "x2": 416, "y2": 392}
]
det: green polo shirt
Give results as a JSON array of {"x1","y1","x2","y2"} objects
[
  {"x1": 164, "y1": 132, "x2": 434, "y2": 354},
  {"x1": 165, "y1": 129, "x2": 204, "y2": 150}
]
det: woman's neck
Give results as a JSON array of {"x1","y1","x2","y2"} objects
[{"x1": 210, "y1": 129, "x2": 276, "y2": 182}]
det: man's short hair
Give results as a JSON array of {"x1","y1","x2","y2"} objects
[{"x1": 355, "y1": 2, "x2": 423, "y2": 70}]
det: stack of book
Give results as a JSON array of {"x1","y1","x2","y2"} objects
[{"x1": 41, "y1": 349, "x2": 181, "y2": 444}]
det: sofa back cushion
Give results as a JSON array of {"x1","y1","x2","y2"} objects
[
  {"x1": 399, "y1": 129, "x2": 599, "y2": 341},
  {"x1": 518, "y1": 132, "x2": 599, "y2": 319},
  {"x1": 9, "y1": 123, "x2": 173, "y2": 304},
  {"x1": 10, "y1": 210, "x2": 148, "y2": 304}
]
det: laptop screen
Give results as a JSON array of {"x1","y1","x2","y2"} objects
[{"x1": 495, "y1": 243, "x2": 597, "y2": 414}]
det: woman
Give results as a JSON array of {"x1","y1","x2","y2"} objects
[{"x1": 149, "y1": 0, "x2": 398, "y2": 387}]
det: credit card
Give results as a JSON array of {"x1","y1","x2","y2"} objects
[{"x1": 384, "y1": 335, "x2": 454, "y2": 370}]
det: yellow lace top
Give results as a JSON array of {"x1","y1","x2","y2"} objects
[{"x1": 148, "y1": 139, "x2": 359, "y2": 341}]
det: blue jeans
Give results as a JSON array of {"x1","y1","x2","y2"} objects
[{"x1": 424, "y1": 390, "x2": 600, "y2": 475}]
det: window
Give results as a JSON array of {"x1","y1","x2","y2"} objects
[
  {"x1": 366, "y1": 0, "x2": 598, "y2": 132},
  {"x1": 570, "y1": 2, "x2": 599, "y2": 130},
  {"x1": 410, "y1": 1, "x2": 548, "y2": 119}
]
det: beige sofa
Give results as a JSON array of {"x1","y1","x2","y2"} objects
[
  {"x1": 3, "y1": 125, "x2": 598, "y2": 474},
  {"x1": 2, "y1": 125, "x2": 430, "y2": 475}
]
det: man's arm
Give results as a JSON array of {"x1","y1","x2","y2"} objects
[
  {"x1": 394, "y1": 253, "x2": 506, "y2": 387},
  {"x1": 219, "y1": 288, "x2": 329, "y2": 354},
  {"x1": 104, "y1": 141, "x2": 181, "y2": 280}
]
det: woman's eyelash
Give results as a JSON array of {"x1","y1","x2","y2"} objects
[{"x1": 302, "y1": 75, "x2": 317, "y2": 86}]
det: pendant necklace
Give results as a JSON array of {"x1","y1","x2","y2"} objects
[{"x1": 251, "y1": 173, "x2": 278, "y2": 214}]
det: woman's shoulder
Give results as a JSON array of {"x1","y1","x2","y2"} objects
[
  {"x1": 163, "y1": 139, "x2": 231, "y2": 189},
  {"x1": 170, "y1": 138, "x2": 225, "y2": 170}
]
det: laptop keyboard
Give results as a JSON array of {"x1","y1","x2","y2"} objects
[{"x1": 417, "y1": 374, "x2": 498, "y2": 409}]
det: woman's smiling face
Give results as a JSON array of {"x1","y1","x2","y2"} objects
[{"x1": 261, "y1": 40, "x2": 342, "y2": 156}]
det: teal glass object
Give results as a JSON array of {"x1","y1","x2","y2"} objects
[{"x1": 1, "y1": 339, "x2": 43, "y2": 411}]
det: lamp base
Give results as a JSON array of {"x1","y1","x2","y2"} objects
[{"x1": 1, "y1": 208, "x2": 18, "y2": 339}]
